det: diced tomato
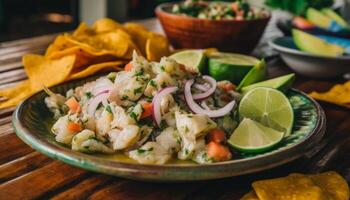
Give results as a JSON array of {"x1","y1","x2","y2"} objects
[
  {"x1": 67, "y1": 122, "x2": 82, "y2": 133},
  {"x1": 124, "y1": 62, "x2": 133, "y2": 72},
  {"x1": 207, "y1": 128, "x2": 226, "y2": 143},
  {"x1": 222, "y1": 83, "x2": 236, "y2": 92},
  {"x1": 65, "y1": 97, "x2": 81, "y2": 113},
  {"x1": 141, "y1": 102, "x2": 153, "y2": 119},
  {"x1": 207, "y1": 142, "x2": 232, "y2": 161}
]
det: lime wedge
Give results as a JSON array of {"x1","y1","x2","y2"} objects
[
  {"x1": 208, "y1": 52, "x2": 260, "y2": 84},
  {"x1": 292, "y1": 29, "x2": 345, "y2": 57},
  {"x1": 239, "y1": 87, "x2": 294, "y2": 136},
  {"x1": 228, "y1": 118, "x2": 284, "y2": 153},
  {"x1": 240, "y1": 73, "x2": 295, "y2": 95},
  {"x1": 170, "y1": 50, "x2": 206, "y2": 73},
  {"x1": 236, "y1": 59, "x2": 267, "y2": 91}
]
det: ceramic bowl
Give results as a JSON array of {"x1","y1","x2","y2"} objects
[
  {"x1": 13, "y1": 77, "x2": 326, "y2": 181},
  {"x1": 155, "y1": 2, "x2": 270, "y2": 54},
  {"x1": 269, "y1": 37, "x2": 350, "y2": 78}
]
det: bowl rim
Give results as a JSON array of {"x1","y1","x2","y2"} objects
[
  {"x1": 269, "y1": 36, "x2": 350, "y2": 60},
  {"x1": 155, "y1": 2, "x2": 271, "y2": 23},
  {"x1": 12, "y1": 78, "x2": 326, "y2": 181}
]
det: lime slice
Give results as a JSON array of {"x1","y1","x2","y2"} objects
[
  {"x1": 292, "y1": 29, "x2": 345, "y2": 57},
  {"x1": 170, "y1": 50, "x2": 206, "y2": 73},
  {"x1": 208, "y1": 52, "x2": 260, "y2": 84},
  {"x1": 240, "y1": 73, "x2": 295, "y2": 95},
  {"x1": 239, "y1": 87, "x2": 294, "y2": 136},
  {"x1": 228, "y1": 118, "x2": 284, "y2": 153},
  {"x1": 236, "y1": 59, "x2": 267, "y2": 91}
]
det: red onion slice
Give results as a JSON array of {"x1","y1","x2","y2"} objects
[
  {"x1": 193, "y1": 83, "x2": 210, "y2": 92},
  {"x1": 192, "y1": 76, "x2": 217, "y2": 100},
  {"x1": 152, "y1": 86, "x2": 178, "y2": 127},
  {"x1": 184, "y1": 79, "x2": 235, "y2": 118},
  {"x1": 92, "y1": 86, "x2": 112, "y2": 96},
  {"x1": 87, "y1": 93, "x2": 110, "y2": 116}
]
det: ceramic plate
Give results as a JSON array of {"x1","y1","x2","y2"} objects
[{"x1": 13, "y1": 77, "x2": 326, "y2": 181}]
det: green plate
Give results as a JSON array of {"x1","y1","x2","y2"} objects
[{"x1": 13, "y1": 76, "x2": 326, "y2": 181}]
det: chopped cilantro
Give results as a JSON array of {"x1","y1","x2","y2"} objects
[
  {"x1": 106, "y1": 105, "x2": 113, "y2": 114},
  {"x1": 130, "y1": 112, "x2": 138, "y2": 121},
  {"x1": 149, "y1": 80, "x2": 157, "y2": 88},
  {"x1": 133, "y1": 87, "x2": 143, "y2": 95},
  {"x1": 121, "y1": 95, "x2": 129, "y2": 100},
  {"x1": 85, "y1": 92, "x2": 92, "y2": 99},
  {"x1": 134, "y1": 68, "x2": 144, "y2": 76},
  {"x1": 137, "y1": 149, "x2": 146, "y2": 154}
]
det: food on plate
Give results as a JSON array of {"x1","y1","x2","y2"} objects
[
  {"x1": 292, "y1": 29, "x2": 345, "y2": 57},
  {"x1": 310, "y1": 81, "x2": 350, "y2": 108},
  {"x1": 208, "y1": 52, "x2": 261, "y2": 84},
  {"x1": 240, "y1": 73, "x2": 295, "y2": 94},
  {"x1": 241, "y1": 171, "x2": 349, "y2": 200},
  {"x1": 169, "y1": 49, "x2": 207, "y2": 73},
  {"x1": 238, "y1": 87, "x2": 294, "y2": 136},
  {"x1": 171, "y1": 0, "x2": 268, "y2": 20},
  {"x1": 0, "y1": 18, "x2": 170, "y2": 109},
  {"x1": 45, "y1": 52, "x2": 238, "y2": 164},
  {"x1": 44, "y1": 51, "x2": 296, "y2": 164},
  {"x1": 228, "y1": 118, "x2": 284, "y2": 153}
]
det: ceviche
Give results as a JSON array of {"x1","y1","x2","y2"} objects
[
  {"x1": 45, "y1": 52, "x2": 241, "y2": 164},
  {"x1": 171, "y1": 0, "x2": 268, "y2": 20}
]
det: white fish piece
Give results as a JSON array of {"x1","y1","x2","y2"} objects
[
  {"x1": 114, "y1": 70, "x2": 149, "y2": 101},
  {"x1": 110, "y1": 104, "x2": 135, "y2": 129},
  {"x1": 144, "y1": 72, "x2": 176, "y2": 97},
  {"x1": 160, "y1": 93, "x2": 176, "y2": 115},
  {"x1": 95, "y1": 109, "x2": 113, "y2": 136},
  {"x1": 129, "y1": 142, "x2": 171, "y2": 164},
  {"x1": 156, "y1": 127, "x2": 181, "y2": 153},
  {"x1": 51, "y1": 115, "x2": 75, "y2": 144},
  {"x1": 175, "y1": 111, "x2": 216, "y2": 160},
  {"x1": 108, "y1": 125, "x2": 140, "y2": 150},
  {"x1": 72, "y1": 129, "x2": 113, "y2": 153},
  {"x1": 191, "y1": 137, "x2": 212, "y2": 164}
]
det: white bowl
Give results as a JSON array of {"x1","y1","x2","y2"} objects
[{"x1": 269, "y1": 37, "x2": 350, "y2": 78}]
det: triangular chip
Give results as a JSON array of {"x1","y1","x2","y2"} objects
[
  {"x1": 309, "y1": 171, "x2": 350, "y2": 200},
  {"x1": 69, "y1": 61, "x2": 124, "y2": 80},
  {"x1": 23, "y1": 54, "x2": 76, "y2": 90},
  {"x1": 146, "y1": 32, "x2": 170, "y2": 61}
]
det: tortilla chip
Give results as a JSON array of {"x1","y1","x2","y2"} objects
[
  {"x1": 240, "y1": 191, "x2": 259, "y2": 200},
  {"x1": 309, "y1": 81, "x2": 350, "y2": 108},
  {"x1": 124, "y1": 23, "x2": 150, "y2": 55},
  {"x1": 0, "y1": 86, "x2": 33, "y2": 109},
  {"x1": 23, "y1": 54, "x2": 76, "y2": 90},
  {"x1": 252, "y1": 173, "x2": 327, "y2": 200},
  {"x1": 146, "y1": 33, "x2": 170, "y2": 61},
  {"x1": 309, "y1": 171, "x2": 350, "y2": 200},
  {"x1": 93, "y1": 18, "x2": 124, "y2": 33},
  {"x1": 0, "y1": 80, "x2": 30, "y2": 99},
  {"x1": 73, "y1": 22, "x2": 94, "y2": 37},
  {"x1": 45, "y1": 35, "x2": 76, "y2": 57},
  {"x1": 69, "y1": 61, "x2": 124, "y2": 80}
]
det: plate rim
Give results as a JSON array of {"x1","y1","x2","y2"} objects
[{"x1": 12, "y1": 80, "x2": 326, "y2": 181}]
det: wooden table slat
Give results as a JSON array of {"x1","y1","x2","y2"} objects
[
  {"x1": 0, "y1": 133, "x2": 34, "y2": 165},
  {"x1": 0, "y1": 151, "x2": 52, "y2": 183},
  {"x1": 0, "y1": 161, "x2": 88, "y2": 200}
]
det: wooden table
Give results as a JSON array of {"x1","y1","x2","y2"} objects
[{"x1": 0, "y1": 18, "x2": 349, "y2": 200}]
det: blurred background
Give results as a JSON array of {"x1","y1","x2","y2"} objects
[{"x1": 0, "y1": 0, "x2": 348, "y2": 42}]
